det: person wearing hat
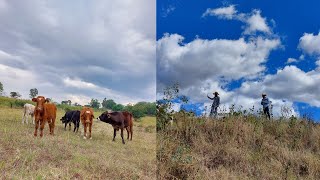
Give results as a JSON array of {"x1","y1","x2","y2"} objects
[
  {"x1": 207, "y1": 91, "x2": 220, "y2": 118},
  {"x1": 261, "y1": 93, "x2": 271, "y2": 120}
]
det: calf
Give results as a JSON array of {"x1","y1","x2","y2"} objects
[
  {"x1": 32, "y1": 96, "x2": 57, "y2": 137},
  {"x1": 80, "y1": 107, "x2": 94, "y2": 139},
  {"x1": 98, "y1": 111, "x2": 134, "y2": 144},
  {"x1": 22, "y1": 103, "x2": 35, "y2": 124},
  {"x1": 60, "y1": 110, "x2": 80, "y2": 132}
]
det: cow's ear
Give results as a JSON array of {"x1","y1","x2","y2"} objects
[
  {"x1": 91, "y1": 114, "x2": 95, "y2": 118},
  {"x1": 32, "y1": 98, "x2": 37, "y2": 102}
]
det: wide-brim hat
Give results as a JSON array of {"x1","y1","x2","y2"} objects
[
  {"x1": 213, "y1": 91, "x2": 219, "y2": 95},
  {"x1": 262, "y1": 93, "x2": 267, "y2": 96}
]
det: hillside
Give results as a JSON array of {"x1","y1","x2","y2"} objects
[
  {"x1": 0, "y1": 107, "x2": 156, "y2": 179},
  {"x1": 157, "y1": 114, "x2": 320, "y2": 179}
]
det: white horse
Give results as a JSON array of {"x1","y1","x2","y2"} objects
[{"x1": 22, "y1": 103, "x2": 35, "y2": 124}]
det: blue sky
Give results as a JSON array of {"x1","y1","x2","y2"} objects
[{"x1": 157, "y1": 0, "x2": 320, "y2": 120}]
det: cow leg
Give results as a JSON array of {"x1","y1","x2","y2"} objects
[
  {"x1": 22, "y1": 111, "x2": 25, "y2": 124},
  {"x1": 34, "y1": 120, "x2": 39, "y2": 136},
  {"x1": 76, "y1": 122, "x2": 79, "y2": 133},
  {"x1": 48, "y1": 119, "x2": 52, "y2": 135},
  {"x1": 130, "y1": 126, "x2": 133, "y2": 141},
  {"x1": 31, "y1": 114, "x2": 35, "y2": 124},
  {"x1": 126, "y1": 127, "x2": 129, "y2": 140},
  {"x1": 51, "y1": 118, "x2": 55, "y2": 135},
  {"x1": 69, "y1": 122, "x2": 71, "y2": 131},
  {"x1": 64, "y1": 122, "x2": 67, "y2": 130},
  {"x1": 113, "y1": 129, "x2": 116, "y2": 141},
  {"x1": 121, "y1": 128, "x2": 125, "y2": 144},
  {"x1": 40, "y1": 120, "x2": 45, "y2": 137},
  {"x1": 89, "y1": 123, "x2": 92, "y2": 139},
  {"x1": 83, "y1": 124, "x2": 87, "y2": 139},
  {"x1": 25, "y1": 114, "x2": 29, "y2": 124}
]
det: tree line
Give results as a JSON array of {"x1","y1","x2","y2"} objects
[{"x1": 0, "y1": 82, "x2": 156, "y2": 118}]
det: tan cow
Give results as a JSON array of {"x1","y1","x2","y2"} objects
[
  {"x1": 80, "y1": 107, "x2": 94, "y2": 139},
  {"x1": 32, "y1": 96, "x2": 57, "y2": 137}
]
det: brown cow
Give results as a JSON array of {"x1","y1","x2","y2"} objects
[
  {"x1": 32, "y1": 96, "x2": 57, "y2": 137},
  {"x1": 80, "y1": 107, "x2": 94, "y2": 139},
  {"x1": 97, "y1": 111, "x2": 134, "y2": 144}
]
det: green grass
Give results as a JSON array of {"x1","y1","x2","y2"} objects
[{"x1": 0, "y1": 107, "x2": 156, "y2": 179}]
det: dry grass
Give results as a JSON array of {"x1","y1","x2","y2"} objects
[
  {"x1": 0, "y1": 107, "x2": 156, "y2": 179},
  {"x1": 157, "y1": 115, "x2": 320, "y2": 179}
]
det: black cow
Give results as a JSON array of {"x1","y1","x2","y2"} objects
[
  {"x1": 98, "y1": 111, "x2": 133, "y2": 144},
  {"x1": 60, "y1": 110, "x2": 80, "y2": 132}
]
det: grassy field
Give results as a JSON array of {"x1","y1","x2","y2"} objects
[
  {"x1": 158, "y1": 114, "x2": 320, "y2": 179},
  {"x1": 0, "y1": 107, "x2": 156, "y2": 179}
]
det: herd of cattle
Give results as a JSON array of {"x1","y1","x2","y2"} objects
[{"x1": 21, "y1": 96, "x2": 133, "y2": 144}]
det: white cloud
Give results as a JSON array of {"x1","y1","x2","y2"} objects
[
  {"x1": 157, "y1": 33, "x2": 280, "y2": 89},
  {"x1": 63, "y1": 78, "x2": 98, "y2": 90},
  {"x1": 286, "y1": 57, "x2": 298, "y2": 64},
  {"x1": 299, "y1": 54, "x2": 305, "y2": 60},
  {"x1": 316, "y1": 59, "x2": 320, "y2": 67},
  {"x1": 203, "y1": 5, "x2": 271, "y2": 35},
  {"x1": 202, "y1": 5, "x2": 237, "y2": 19},
  {"x1": 238, "y1": 65, "x2": 320, "y2": 107},
  {"x1": 243, "y1": 10, "x2": 271, "y2": 35},
  {"x1": 299, "y1": 32, "x2": 320, "y2": 55}
]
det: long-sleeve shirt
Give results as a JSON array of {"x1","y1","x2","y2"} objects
[
  {"x1": 208, "y1": 95, "x2": 220, "y2": 107},
  {"x1": 261, "y1": 97, "x2": 270, "y2": 108}
]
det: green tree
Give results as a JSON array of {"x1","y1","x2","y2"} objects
[
  {"x1": 102, "y1": 98, "x2": 116, "y2": 109},
  {"x1": 113, "y1": 104, "x2": 124, "y2": 111},
  {"x1": 29, "y1": 88, "x2": 38, "y2": 98},
  {"x1": 0, "y1": 82, "x2": 3, "y2": 96},
  {"x1": 90, "y1": 98, "x2": 100, "y2": 109},
  {"x1": 146, "y1": 102, "x2": 156, "y2": 116},
  {"x1": 10, "y1": 92, "x2": 21, "y2": 99}
]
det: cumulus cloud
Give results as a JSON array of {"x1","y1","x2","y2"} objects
[
  {"x1": 203, "y1": 5, "x2": 271, "y2": 35},
  {"x1": 243, "y1": 10, "x2": 271, "y2": 34},
  {"x1": 0, "y1": 0, "x2": 155, "y2": 105},
  {"x1": 286, "y1": 58, "x2": 298, "y2": 64},
  {"x1": 237, "y1": 66, "x2": 320, "y2": 106},
  {"x1": 298, "y1": 32, "x2": 320, "y2": 55},
  {"x1": 202, "y1": 5, "x2": 237, "y2": 19},
  {"x1": 157, "y1": 33, "x2": 280, "y2": 89}
]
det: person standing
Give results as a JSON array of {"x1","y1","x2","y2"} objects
[
  {"x1": 261, "y1": 93, "x2": 271, "y2": 120},
  {"x1": 207, "y1": 92, "x2": 220, "y2": 118}
]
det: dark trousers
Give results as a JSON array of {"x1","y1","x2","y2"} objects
[
  {"x1": 210, "y1": 106, "x2": 218, "y2": 118},
  {"x1": 263, "y1": 106, "x2": 271, "y2": 120}
]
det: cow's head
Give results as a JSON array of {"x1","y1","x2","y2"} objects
[
  {"x1": 81, "y1": 109, "x2": 94, "y2": 124},
  {"x1": 32, "y1": 96, "x2": 48, "y2": 112},
  {"x1": 98, "y1": 112, "x2": 112, "y2": 124},
  {"x1": 60, "y1": 115, "x2": 66, "y2": 122}
]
